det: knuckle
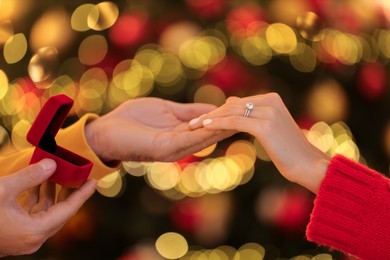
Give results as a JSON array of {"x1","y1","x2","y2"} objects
[
  {"x1": 224, "y1": 105, "x2": 237, "y2": 115},
  {"x1": 266, "y1": 92, "x2": 282, "y2": 101},
  {"x1": 231, "y1": 116, "x2": 242, "y2": 125},
  {"x1": 260, "y1": 120, "x2": 273, "y2": 134},
  {"x1": 22, "y1": 165, "x2": 43, "y2": 183},
  {"x1": 265, "y1": 106, "x2": 279, "y2": 120},
  {"x1": 265, "y1": 92, "x2": 284, "y2": 107}
]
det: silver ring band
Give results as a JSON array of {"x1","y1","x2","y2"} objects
[{"x1": 244, "y1": 102, "x2": 254, "y2": 117}]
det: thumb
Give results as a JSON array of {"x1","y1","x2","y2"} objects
[{"x1": 4, "y1": 159, "x2": 57, "y2": 197}]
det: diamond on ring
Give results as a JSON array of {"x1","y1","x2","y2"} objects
[{"x1": 244, "y1": 102, "x2": 254, "y2": 117}]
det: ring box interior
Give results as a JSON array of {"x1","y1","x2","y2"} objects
[{"x1": 27, "y1": 94, "x2": 93, "y2": 188}]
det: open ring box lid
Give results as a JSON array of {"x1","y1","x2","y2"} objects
[{"x1": 27, "y1": 94, "x2": 93, "y2": 188}]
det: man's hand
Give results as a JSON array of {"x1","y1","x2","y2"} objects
[
  {"x1": 85, "y1": 97, "x2": 235, "y2": 162},
  {"x1": 0, "y1": 159, "x2": 97, "y2": 257}
]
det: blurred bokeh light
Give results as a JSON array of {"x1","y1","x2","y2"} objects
[{"x1": 1, "y1": 0, "x2": 389, "y2": 259}]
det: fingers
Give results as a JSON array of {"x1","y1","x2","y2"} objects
[
  {"x1": 202, "y1": 116, "x2": 261, "y2": 137},
  {"x1": 2, "y1": 159, "x2": 57, "y2": 198},
  {"x1": 40, "y1": 179, "x2": 97, "y2": 236},
  {"x1": 169, "y1": 101, "x2": 217, "y2": 122},
  {"x1": 161, "y1": 128, "x2": 237, "y2": 161},
  {"x1": 30, "y1": 181, "x2": 56, "y2": 214},
  {"x1": 57, "y1": 186, "x2": 72, "y2": 203},
  {"x1": 18, "y1": 186, "x2": 39, "y2": 212},
  {"x1": 188, "y1": 93, "x2": 283, "y2": 130}
]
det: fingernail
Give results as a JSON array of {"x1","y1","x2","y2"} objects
[
  {"x1": 189, "y1": 117, "x2": 200, "y2": 125},
  {"x1": 203, "y1": 119, "x2": 213, "y2": 125},
  {"x1": 41, "y1": 159, "x2": 57, "y2": 171}
]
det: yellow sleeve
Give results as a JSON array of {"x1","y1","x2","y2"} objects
[
  {"x1": 56, "y1": 114, "x2": 120, "y2": 180},
  {"x1": 0, "y1": 114, "x2": 120, "y2": 179},
  {"x1": 0, "y1": 147, "x2": 35, "y2": 176}
]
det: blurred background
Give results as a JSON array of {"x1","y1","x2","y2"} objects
[{"x1": 1, "y1": 0, "x2": 390, "y2": 259}]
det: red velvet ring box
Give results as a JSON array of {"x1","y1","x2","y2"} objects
[{"x1": 27, "y1": 94, "x2": 93, "y2": 188}]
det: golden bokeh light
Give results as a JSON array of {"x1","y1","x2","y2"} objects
[
  {"x1": 307, "y1": 79, "x2": 348, "y2": 123},
  {"x1": 315, "y1": 29, "x2": 362, "y2": 65},
  {"x1": 48, "y1": 75, "x2": 77, "y2": 99},
  {"x1": 311, "y1": 253, "x2": 333, "y2": 260},
  {"x1": 71, "y1": 4, "x2": 99, "y2": 32},
  {"x1": 226, "y1": 140, "x2": 257, "y2": 165},
  {"x1": 11, "y1": 119, "x2": 32, "y2": 151},
  {"x1": 80, "y1": 67, "x2": 108, "y2": 95},
  {"x1": 59, "y1": 57, "x2": 85, "y2": 81},
  {"x1": 205, "y1": 158, "x2": 239, "y2": 193},
  {"x1": 234, "y1": 242, "x2": 265, "y2": 259},
  {"x1": 146, "y1": 162, "x2": 181, "y2": 190},
  {"x1": 377, "y1": 29, "x2": 390, "y2": 59},
  {"x1": 159, "y1": 22, "x2": 202, "y2": 54},
  {"x1": 0, "y1": 0, "x2": 32, "y2": 21},
  {"x1": 155, "y1": 232, "x2": 188, "y2": 259},
  {"x1": 112, "y1": 59, "x2": 133, "y2": 88},
  {"x1": 0, "y1": 70, "x2": 9, "y2": 100},
  {"x1": 112, "y1": 58, "x2": 155, "y2": 98},
  {"x1": 333, "y1": 139, "x2": 359, "y2": 160},
  {"x1": 194, "y1": 84, "x2": 226, "y2": 107},
  {"x1": 3, "y1": 33, "x2": 27, "y2": 64},
  {"x1": 88, "y1": 2, "x2": 119, "y2": 31},
  {"x1": 333, "y1": 33, "x2": 362, "y2": 65},
  {"x1": 97, "y1": 170, "x2": 124, "y2": 197},
  {"x1": 305, "y1": 121, "x2": 360, "y2": 162},
  {"x1": 74, "y1": 88, "x2": 104, "y2": 116},
  {"x1": 194, "y1": 160, "x2": 212, "y2": 191},
  {"x1": 179, "y1": 36, "x2": 226, "y2": 71},
  {"x1": 296, "y1": 12, "x2": 324, "y2": 41},
  {"x1": 177, "y1": 163, "x2": 205, "y2": 196},
  {"x1": 0, "y1": 82, "x2": 24, "y2": 117},
  {"x1": 266, "y1": 23, "x2": 297, "y2": 54},
  {"x1": 253, "y1": 139, "x2": 271, "y2": 161},
  {"x1": 30, "y1": 8, "x2": 75, "y2": 53},
  {"x1": 122, "y1": 62, "x2": 155, "y2": 97},
  {"x1": 0, "y1": 20, "x2": 13, "y2": 45},
  {"x1": 240, "y1": 34, "x2": 273, "y2": 66},
  {"x1": 268, "y1": 0, "x2": 311, "y2": 26},
  {"x1": 306, "y1": 122, "x2": 334, "y2": 153},
  {"x1": 289, "y1": 42, "x2": 317, "y2": 73},
  {"x1": 78, "y1": 34, "x2": 108, "y2": 65},
  {"x1": 228, "y1": 154, "x2": 255, "y2": 185},
  {"x1": 360, "y1": 34, "x2": 380, "y2": 62},
  {"x1": 135, "y1": 49, "x2": 185, "y2": 94},
  {"x1": 17, "y1": 92, "x2": 42, "y2": 124},
  {"x1": 28, "y1": 47, "x2": 59, "y2": 84},
  {"x1": 123, "y1": 161, "x2": 149, "y2": 177},
  {"x1": 193, "y1": 143, "x2": 217, "y2": 157}
]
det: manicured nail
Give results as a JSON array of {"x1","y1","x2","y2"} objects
[
  {"x1": 41, "y1": 159, "x2": 56, "y2": 171},
  {"x1": 189, "y1": 117, "x2": 200, "y2": 125},
  {"x1": 202, "y1": 119, "x2": 213, "y2": 125}
]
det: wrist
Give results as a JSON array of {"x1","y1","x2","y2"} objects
[{"x1": 297, "y1": 147, "x2": 331, "y2": 194}]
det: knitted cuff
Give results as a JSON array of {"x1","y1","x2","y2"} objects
[{"x1": 306, "y1": 155, "x2": 390, "y2": 259}]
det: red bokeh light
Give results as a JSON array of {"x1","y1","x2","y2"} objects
[
  {"x1": 226, "y1": 4, "x2": 267, "y2": 38},
  {"x1": 186, "y1": 0, "x2": 226, "y2": 19},
  {"x1": 357, "y1": 62, "x2": 387, "y2": 102},
  {"x1": 109, "y1": 13, "x2": 151, "y2": 49}
]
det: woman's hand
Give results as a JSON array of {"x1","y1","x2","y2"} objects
[
  {"x1": 85, "y1": 97, "x2": 235, "y2": 163},
  {"x1": 0, "y1": 159, "x2": 96, "y2": 257},
  {"x1": 188, "y1": 93, "x2": 330, "y2": 194}
]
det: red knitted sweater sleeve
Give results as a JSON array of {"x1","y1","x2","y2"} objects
[{"x1": 306, "y1": 155, "x2": 390, "y2": 259}]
